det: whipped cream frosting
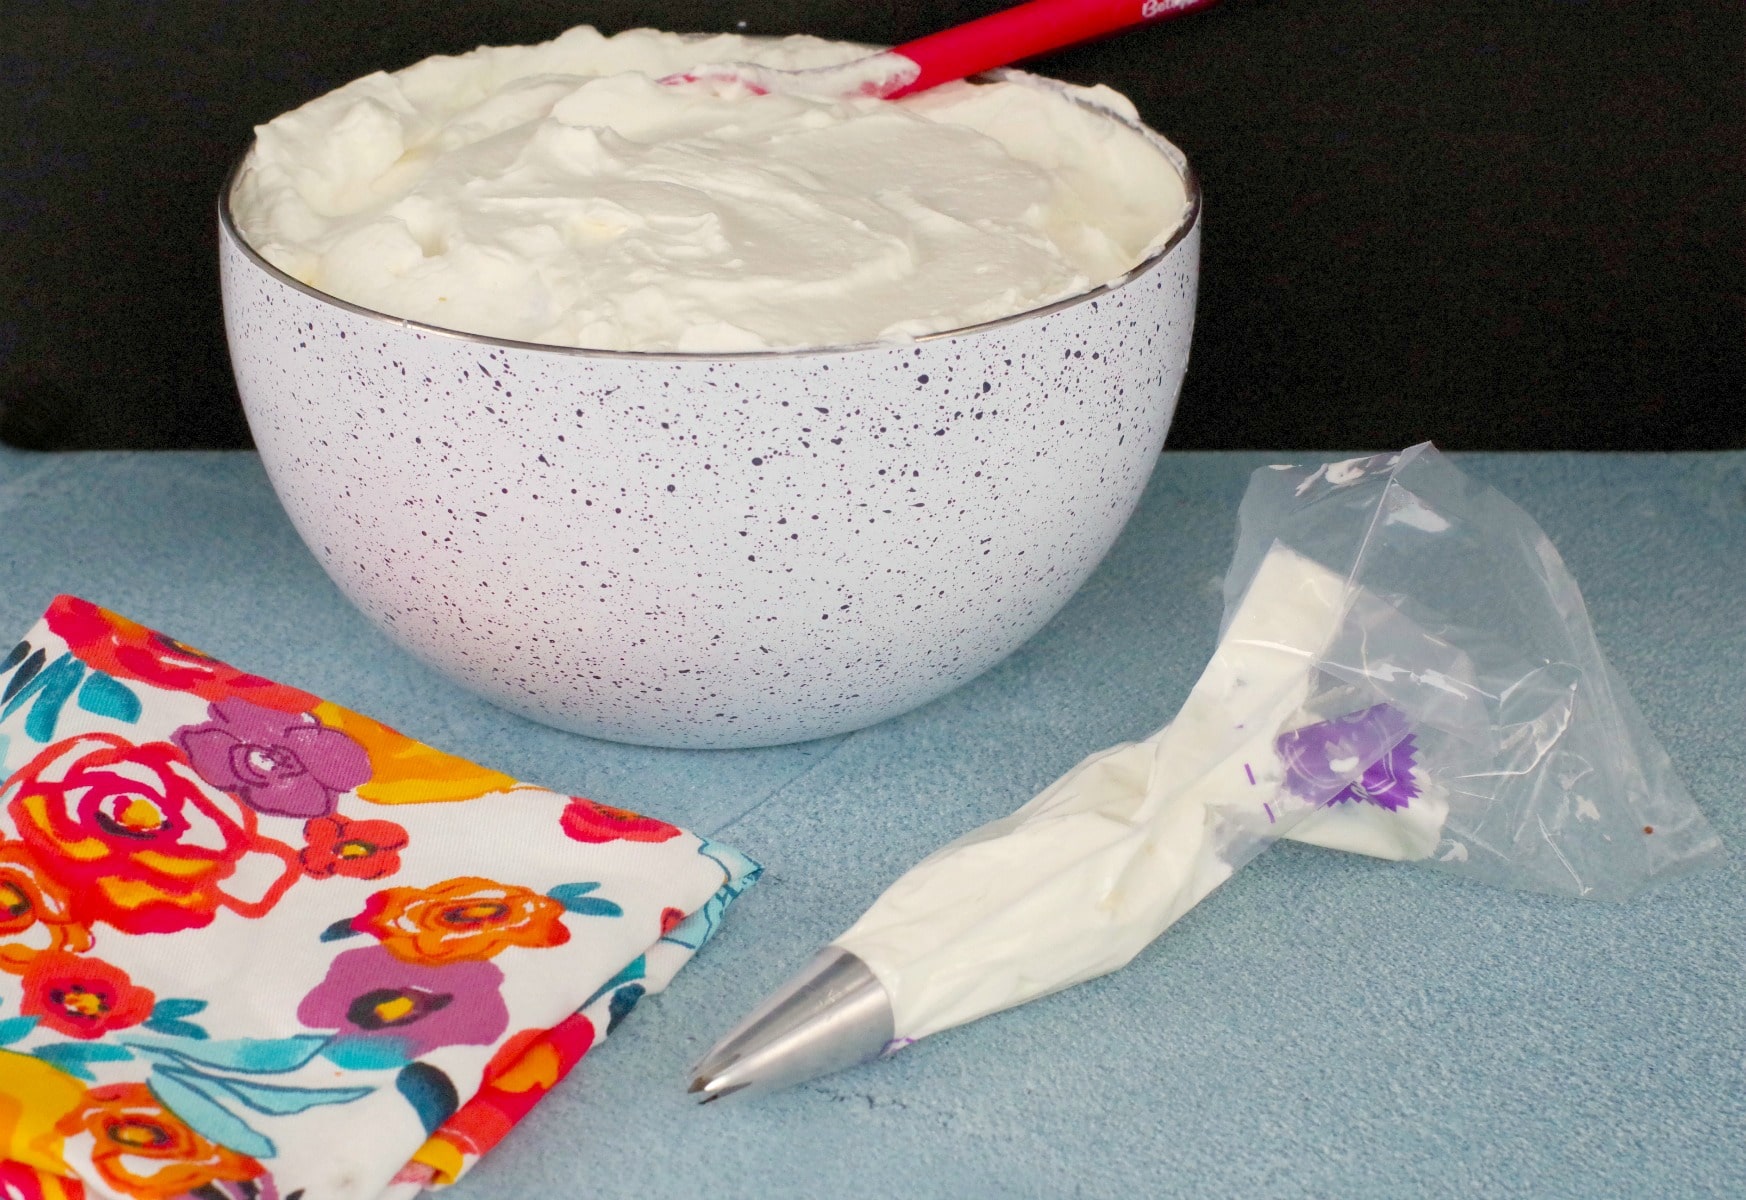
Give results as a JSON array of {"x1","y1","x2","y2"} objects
[{"x1": 229, "y1": 26, "x2": 1190, "y2": 352}]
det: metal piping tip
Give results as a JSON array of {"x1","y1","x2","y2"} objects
[
  {"x1": 688, "y1": 946, "x2": 894, "y2": 1102},
  {"x1": 692, "y1": 1080, "x2": 749, "y2": 1105}
]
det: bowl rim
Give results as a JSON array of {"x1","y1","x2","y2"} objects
[{"x1": 218, "y1": 69, "x2": 1202, "y2": 362}]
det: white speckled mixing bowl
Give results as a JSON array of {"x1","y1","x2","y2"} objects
[{"x1": 219, "y1": 87, "x2": 1200, "y2": 749}]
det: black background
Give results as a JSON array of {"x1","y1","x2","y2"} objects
[{"x1": 3, "y1": 1, "x2": 1741, "y2": 452}]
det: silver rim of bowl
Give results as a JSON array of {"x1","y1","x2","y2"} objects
[{"x1": 217, "y1": 69, "x2": 1202, "y2": 362}]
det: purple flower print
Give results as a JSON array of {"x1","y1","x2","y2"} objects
[
  {"x1": 298, "y1": 944, "x2": 508, "y2": 1058},
  {"x1": 173, "y1": 698, "x2": 370, "y2": 819}
]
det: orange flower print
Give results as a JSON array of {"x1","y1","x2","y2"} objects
[
  {"x1": 411, "y1": 1013, "x2": 597, "y2": 1184},
  {"x1": 6, "y1": 735, "x2": 300, "y2": 935},
  {"x1": 54, "y1": 1083, "x2": 261, "y2": 1199},
  {"x1": 20, "y1": 952, "x2": 154, "y2": 1040},
  {"x1": 43, "y1": 596, "x2": 317, "y2": 715},
  {"x1": 0, "y1": 843, "x2": 92, "y2": 974},
  {"x1": 560, "y1": 798, "x2": 681, "y2": 845},
  {"x1": 300, "y1": 815, "x2": 409, "y2": 880},
  {"x1": 357, "y1": 877, "x2": 570, "y2": 965}
]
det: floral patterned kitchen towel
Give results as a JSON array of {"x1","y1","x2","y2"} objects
[{"x1": 0, "y1": 597, "x2": 760, "y2": 1200}]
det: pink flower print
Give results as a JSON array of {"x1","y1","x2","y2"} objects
[{"x1": 174, "y1": 698, "x2": 370, "y2": 819}]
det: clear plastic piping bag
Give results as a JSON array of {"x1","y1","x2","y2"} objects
[
  {"x1": 833, "y1": 444, "x2": 1722, "y2": 1045},
  {"x1": 1259, "y1": 445, "x2": 1723, "y2": 896}
]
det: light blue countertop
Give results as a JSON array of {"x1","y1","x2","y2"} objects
[{"x1": 2, "y1": 447, "x2": 1741, "y2": 1198}]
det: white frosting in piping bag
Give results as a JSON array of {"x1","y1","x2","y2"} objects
[
  {"x1": 1287, "y1": 768, "x2": 1447, "y2": 860},
  {"x1": 229, "y1": 26, "x2": 1190, "y2": 352},
  {"x1": 834, "y1": 545, "x2": 1442, "y2": 1043}
]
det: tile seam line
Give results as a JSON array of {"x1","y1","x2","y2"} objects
[{"x1": 705, "y1": 731, "x2": 861, "y2": 837}]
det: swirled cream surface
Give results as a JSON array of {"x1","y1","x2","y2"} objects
[{"x1": 229, "y1": 26, "x2": 1190, "y2": 352}]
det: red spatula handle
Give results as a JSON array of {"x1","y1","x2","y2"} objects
[{"x1": 885, "y1": 0, "x2": 1219, "y2": 98}]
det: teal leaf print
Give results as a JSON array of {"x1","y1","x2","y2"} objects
[
  {"x1": 320, "y1": 917, "x2": 365, "y2": 942},
  {"x1": 0, "y1": 645, "x2": 43, "y2": 702},
  {"x1": 143, "y1": 1017, "x2": 210, "y2": 1040},
  {"x1": 76, "y1": 671, "x2": 143, "y2": 723},
  {"x1": 172, "y1": 1070, "x2": 373, "y2": 1117},
  {"x1": 321, "y1": 1036, "x2": 411, "y2": 1071},
  {"x1": 124, "y1": 1034, "x2": 331, "y2": 1074},
  {"x1": 548, "y1": 881, "x2": 623, "y2": 919},
  {"x1": 31, "y1": 1041, "x2": 134, "y2": 1081},
  {"x1": 148, "y1": 1071, "x2": 276, "y2": 1159},
  {"x1": 606, "y1": 983, "x2": 646, "y2": 1034},
  {"x1": 0, "y1": 640, "x2": 29, "y2": 675},
  {"x1": 583, "y1": 955, "x2": 646, "y2": 1009},
  {"x1": 0, "y1": 1016, "x2": 38, "y2": 1045},
  {"x1": 144, "y1": 997, "x2": 210, "y2": 1040},
  {"x1": 152, "y1": 998, "x2": 209, "y2": 1020},
  {"x1": 396, "y1": 1062, "x2": 459, "y2": 1136},
  {"x1": 2, "y1": 653, "x2": 85, "y2": 742}
]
